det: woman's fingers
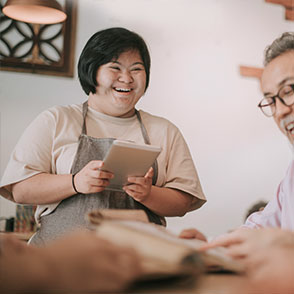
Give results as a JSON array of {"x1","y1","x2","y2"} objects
[
  {"x1": 123, "y1": 187, "x2": 142, "y2": 201},
  {"x1": 145, "y1": 167, "x2": 154, "y2": 179},
  {"x1": 123, "y1": 169, "x2": 153, "y2": 202},
  {"x1": 74, "y1": 160, "x2": 114, "y2": 193},
  {"x1": 127, "y1": 176, "x2": 150, "y2": 186},
  {"x1": 93, "y1": 169, "x2": 114, "y2": 180}
]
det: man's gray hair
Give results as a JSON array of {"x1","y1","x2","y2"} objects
[{"x1": 264, "y1": 32, "x2": 294, "y2": 66}]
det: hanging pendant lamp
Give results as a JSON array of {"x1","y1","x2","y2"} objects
[{"x1": 2, "y1": 0, "x2": 67, "y2": 24}]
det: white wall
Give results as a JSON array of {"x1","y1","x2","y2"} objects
[{"x1": 0, "y1": 0, "x2": 293, "y2": 237}]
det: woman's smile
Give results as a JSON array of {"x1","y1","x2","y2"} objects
[
  {"x1": 114, "y1": 87, "x2": 132, "y2": 93},
  {"x1": 113, "y1": 87, "x2": 133, "y2": 99}
]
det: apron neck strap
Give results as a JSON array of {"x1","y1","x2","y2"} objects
[
  {"x1": 82, "y1": 101, "x2": 88, "y2": 135},
  {"x1": 135, "y1": 109, "x2": 151, "y2": 145},
  {"x1": 135, "y1": 109, "x2": 158, "y2": 186}
]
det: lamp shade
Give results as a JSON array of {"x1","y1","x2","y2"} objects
[{"x1": 2, "y1": 0, "x2": 67, "y2": 24}]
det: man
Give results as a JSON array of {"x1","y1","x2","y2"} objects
[
  {"x1": 181, "y1": 32, "x2": 294, "y2": 240},
  {"x1": 244, "y1": 31, "x2": 294, "y2": 230},
  {"x1": 182, "y1": 32, "x2": 294, "y2": 294}
]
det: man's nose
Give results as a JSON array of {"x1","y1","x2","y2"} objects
[
  {"x1": 275, "y1": 98, "x2": 292, "y2": 118},
  {"x1": 118, "y1": 71, "x2": 133, "y2": 83}
]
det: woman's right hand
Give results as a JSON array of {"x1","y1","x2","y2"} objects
[{"x1": 73, "y1": 160, "x2": 114, "y2": 194}]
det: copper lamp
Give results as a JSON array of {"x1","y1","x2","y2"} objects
[{"x1": 2, "y1": 0, "x2": 67, "y2": 24}]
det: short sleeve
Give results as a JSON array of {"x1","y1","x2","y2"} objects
[
  {"x1": 243, "y1": 195, "x2": 282, "y2": 229},
  {"x1": 163, "y1": 126, "x2": 206, "y2": 210},
  {"x1": 243, "y1": 160, "x2": 294, "y2": 230},
  {"x1": 0, "y1": 110, "x2": 56, "y2": 200}
]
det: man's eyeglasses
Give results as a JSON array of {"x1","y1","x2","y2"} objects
[{"x1": 258, "y1": 84, "x2": 294, "y2": 117}]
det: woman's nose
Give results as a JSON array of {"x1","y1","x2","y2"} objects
[
  {"x1": 118, "y1": 71, "x2": 133, "y2": 83},
  {"x1": 275, "y1": 99, "x2": 293, "y2": 118}
]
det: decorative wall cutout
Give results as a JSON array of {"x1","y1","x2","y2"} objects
[
  {"x1": 0, "y1": 0, "x2": 77, "y2": 77},
  {"x1": 239, "y1": 0, "x2": 293, "y2": 81},
  {"x1": 265, "y1": 0, "x2": 294, "y2": 21},
  {"x1": 239, "y1": 66, "x2": 264, "y2": 80}
]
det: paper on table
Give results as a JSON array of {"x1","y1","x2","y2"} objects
[{"x1": 88, "y1": 210, "x2": 244, "y2": 274}]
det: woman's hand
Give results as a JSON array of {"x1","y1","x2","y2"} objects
[
  {"x1": 123, "y1": 167, "x2": 153, "y2": 202},
  {"x1": 73, "y1": 160, "x2": 114, "y2": 194}
]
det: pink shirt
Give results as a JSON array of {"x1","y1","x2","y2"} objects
[{"x1": 244, "y1": 160, "x2": 294, "y2": 231}]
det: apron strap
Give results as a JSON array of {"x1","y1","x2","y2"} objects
[
  {"x1": 135, "y1": 109, "x2": 159, "y2": 186},
  {"x1": 135, "y1": 109, "x2": 151, "y2": 145},
  {"x1": 81, "y1": 101, "x2": 88, "y2": 135}
]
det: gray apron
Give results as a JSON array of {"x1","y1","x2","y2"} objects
[{"x1": 30, "y1": 102, "x2": 162, "y2": 245}]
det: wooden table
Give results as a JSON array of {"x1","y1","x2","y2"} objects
[
  {"x1": 0, "y1": 231, "x2": 34, "y2": 241},
  {"x1": 131, "y1": 273, "x2": 252, "y2": 294}
]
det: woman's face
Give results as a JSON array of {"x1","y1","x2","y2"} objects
[{"x1": 88, "y1": 49, "x2": 147, "y2": 118}]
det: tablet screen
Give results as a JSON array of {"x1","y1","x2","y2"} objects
[{"x1": 102, "y1": 140, "x2": 161, "y2": 192}]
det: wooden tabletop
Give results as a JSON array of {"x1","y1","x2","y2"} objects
[
  {"x1": 0, "y1": 231, "x2": 34, "y2": 241},
  {"x1": 131, "y1": 272, "x2": 252, "y2": 294}
]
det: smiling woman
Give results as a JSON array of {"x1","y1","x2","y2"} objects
[{"x1": 0, "y1": 27, "x2": 206, "y2": 246}]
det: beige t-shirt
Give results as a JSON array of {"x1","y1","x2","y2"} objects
[{"x1": 0, "y1": 103, "x2": 206, "y2": 222}]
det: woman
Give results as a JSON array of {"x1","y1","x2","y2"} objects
[{"x1": 0, "y1": 27, "x2": 206, "y2": 245}]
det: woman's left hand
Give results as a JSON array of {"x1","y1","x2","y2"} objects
[{"x1": 123, "y1": 167, "x2": 153, "y2": 202}]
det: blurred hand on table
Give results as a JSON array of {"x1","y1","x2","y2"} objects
[{"x1": 0, "y1": 230, "x2": 142, "y2": 293}]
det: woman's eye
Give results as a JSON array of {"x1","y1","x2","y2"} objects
[
  {"x1": 110, "y1": 66, "x2": 120, "y2": 70},
  {"x1": 131, "y1": 67, "x2": 144, "y2": 71}
]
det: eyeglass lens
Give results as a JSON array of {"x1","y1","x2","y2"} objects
[{"x1": 259, "y1": 84, "x2": 294, "y2": 116}]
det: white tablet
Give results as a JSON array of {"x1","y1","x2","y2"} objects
[{"x1": 101, "y1": 140, "x2": 162, "y2": 192}]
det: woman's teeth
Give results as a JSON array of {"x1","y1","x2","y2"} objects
[{"x1": 115, "y1": 88, "x2": 131, "y2": 92}]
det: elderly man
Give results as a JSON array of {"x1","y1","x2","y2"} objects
[
  {"x1": 181, "y1": 32, "x2": 294, "y2": 241},
  {"x1": 184, "y1": 32, "x2": 294, "y2": 294},
  {"x1": 244, "y1": 31, "x2": 294, "y2": 230}
]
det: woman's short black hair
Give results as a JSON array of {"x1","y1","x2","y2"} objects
[{"x1": 78, "y1": 27, "x2": 151, "y2": 95}]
